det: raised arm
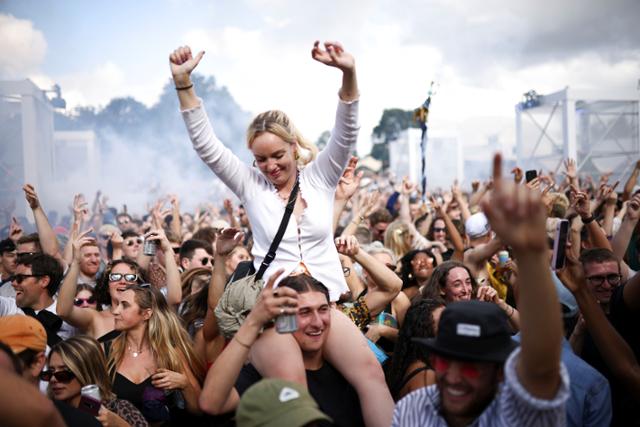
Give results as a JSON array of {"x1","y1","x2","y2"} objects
[
  {"x1": 431, "y1": 196, "x2": 465, "y2": 260},
  {"x1": 147, "y1": 228, "x2": 182, "y2": 307},
  {"x1": 451, "y1": 181, "x2": 471, "y2": 222},
  {"x1": 612, "y1": 194, "x2": 640, "y2": 260},
  {"x1": 307, "y1": 41, "x2": 359, "y2": 188},
  {"x1": 199, "y1": 270, "x2": 298, "y2": 415},
  {"x1": 333, "y1": 156, "x2": 362, "y2": 232},
  {"x1": 169, "y1": 195, "x2": 183, "y2": 239},
  {"x1": 56, "y1": 230, "x2": 98, "y2": 331},
  {"x1": 558, "y1": 255, "x2": 640, "y2": 401},
  {"x1": 571, "y1": 188, "x2": 612, "y2": 251},
  {"x1": 622, "y1": 160, "x2": 640, "y2": 201},
  {"x1": 203, "y1": 228, "x2": 244, "y2": 341},
  {"x1": 482, "y1": 153, "x2": 563, "y2": 399},
  {"x1": 336, "y1": 236, "x2": 402, "y2": 316},
  {"x1": 23, "y1": 184, "x2": 62, "y2": 262}
]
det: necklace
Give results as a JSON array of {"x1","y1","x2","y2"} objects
[{"x1": 127, "y1": 344, "x2": 146, "y2": 358}]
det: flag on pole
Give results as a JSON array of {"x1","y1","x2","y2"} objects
[{"x1": 413, "y1": 82, "x2": 436, "y2": 202}]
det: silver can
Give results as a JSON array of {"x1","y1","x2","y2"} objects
[
  {"x1": 498, "y1": 250, "x2": 509, "y2": 267},
  {"x1": 143, "y1": 238, "x2": 157, "y2": 256},
  {"x1": 81, "y1": 384, "x2": 101, "y2": 402},
  {"x1": 275, "y1": 313, "x2": 298, "y2": 334}
]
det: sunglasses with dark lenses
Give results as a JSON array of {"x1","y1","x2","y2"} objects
[
  {"x1": 108, "y1": 273, "x2": 139, "y2": 282},
  {"x1": 40, "y1": 369, "x2": 76, "y2": 383},
  {"x1": 12, "y1": 273, "x2": 44, "y2": 284},
  {"x1": 74, "y1": 296, "x2": 97, "y2": 306},
  {"x1": 126, "y1": 238, "x2": 143, "y2": 247},
  {"x1": 17, "y1": 251, "x2": 38, "y2": 261},
  {"x1": 200, "y1": 258, "x2": 211, "y2": 266},
  {"x1": 433, "y1": 227, "x2": 446, "y2": 233}
]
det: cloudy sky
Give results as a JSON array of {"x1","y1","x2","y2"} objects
[{"x1": 1, "y1": 0, "x2": 639, "y2": 155}]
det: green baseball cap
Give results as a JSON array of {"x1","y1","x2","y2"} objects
[{"x1": 237, "y1": 379, "x2": 332, "y2": 427}]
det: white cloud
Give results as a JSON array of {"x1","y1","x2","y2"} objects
[{"x1": 0, "y1": 14, "x2": 47, "y2": 78}]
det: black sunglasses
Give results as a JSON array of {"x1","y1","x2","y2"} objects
[
  {"x1": 126, "y1": 238, "x2": 143, "y2": 247},
  {"x1": 17, "y1": 251, "x2": 38, "y2": 261},
  {"x1": 40, "y1": 369, "x2": 76, "y2": 383},
  {"x1": 108, "y1": 273, "x2": 139, "y2": 282},
  {"x1": 12, "y1": 273, "x2": 44, "y2": 284},
  {"x1": 74, "y1": 296, "x2": 97, "y2": 306},
  {"x1": 433, "y1": 227, "x2": 446, "y2": 232}
]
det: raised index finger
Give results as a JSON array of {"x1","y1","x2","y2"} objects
[{"x1": 492, "y1": 153, "x2": 503, "y2": 191}]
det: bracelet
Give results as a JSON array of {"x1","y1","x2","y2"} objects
[
  {"x1": 507, "y1": 305, "x2": 514, "y2": 318},
  {"x1": 175, "y1": 83, "x2": 193, "y2": 91},
  {"x1": 234, "y1": 336, "x2": 252, "y2": 349},
  {"x1": 582, "y1": 215, "x2": 595, "y2": 224}
]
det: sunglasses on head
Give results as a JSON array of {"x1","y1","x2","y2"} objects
[
  {"x1": 12, "y1": 273, "x2": 44, "y2": 284},
  {"x1": 126, "y1": 238, "x2": 143, "y2": 246},
  {"x1": 108, "y1": 273, "x2": 139, "y2": 282},
  {"x1": 74, "y1": 296, "x2": 97, "y2": 306},
  {"x1": 40, "y1": 369, "x2": 76, "y2": 383}
]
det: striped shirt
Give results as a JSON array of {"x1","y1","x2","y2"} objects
[{"x1": 392, "y1": 348, "x2": 570, "y2": 426}]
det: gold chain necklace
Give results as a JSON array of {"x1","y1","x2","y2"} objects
[{"x1": 127, "y1": 344, "x2": 146, "y2": 358}]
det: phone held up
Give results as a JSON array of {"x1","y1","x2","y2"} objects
[
  {"x1": 551, "y1": 219, "x2": 569, "y2": 271},
  {"x1": 525, "y1": 169, "x2": 538, "y2": 183}
]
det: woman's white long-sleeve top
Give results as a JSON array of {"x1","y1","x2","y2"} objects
[{"x1": 182, "y1": 98, "x2": 359, "y2": 301}]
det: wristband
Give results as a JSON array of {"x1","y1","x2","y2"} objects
[
  {"x1": 175, "y1": 83, "x2": 193, "y2": 91},
  {"x1": 582, "y1": 215, "x2": 595, "y2": 224}
]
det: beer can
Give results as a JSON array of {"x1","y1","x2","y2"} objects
[
  {"x1": 275, "y1": 313, "x2": 298, "y2": 334},
  {"x1": 81, "y1": 384, "x2": 101, "y2": 402},
  {"x1": 143, "y1": 238, "x2": 157, "y2": 256}
]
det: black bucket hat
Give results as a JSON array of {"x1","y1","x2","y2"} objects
[{"x1": 413, "y1": 300, "x2": 518, "y2": 363}]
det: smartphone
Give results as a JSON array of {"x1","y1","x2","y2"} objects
[
  {"x1": 275, "y1": 313, "x2": 298, "y2": 333},
  {"x1": 525, "y1": 170, "x2": 538, "y2": 183},
  {"x1": 78, "y1": 394, "x2": 101, "y2": 416},
  {"x1": 551, "y1": 219, "x2": 569, "y2": 271}
]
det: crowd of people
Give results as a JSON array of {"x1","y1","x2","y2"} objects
[{"x1": 0, "y1": 41, "x2": 639, "y2": 427}]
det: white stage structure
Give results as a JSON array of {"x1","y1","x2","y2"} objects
[{"x1": 515, "y1": 87, "x2": 640, "y2": 182}]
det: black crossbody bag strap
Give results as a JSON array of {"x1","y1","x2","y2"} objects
[{"x1": 255, "y1": 178, "x2": 300, "y2": 281}]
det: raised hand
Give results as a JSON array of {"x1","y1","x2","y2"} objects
[
  {"x1": 72, "y1": 194, "x2": 89, "y2": 225},
  {"x1": 110, "y1": 231, "x2": 123, "y2": 249},
  {"x1": 144, "y1": 228, "x2": 170, "y2": 252},
  {"x1": 627, "y1": 194, "x2": 640, "y2": 221},
  {"x1": 336, "y1": 156, "x2": 363, "y2": 201},
  {"x1": 72, "y1": 229, "x2": 95, "y2": 263},
  {"x1": 9, "y1": 217, "x2": 23, "y2": 243},
  {"x1": 563, "y1": 159, "x2": 577, "y2": 181},
  {"x1": 511, "y1": 167, "x2": 524, "y2": 184},
  {"x1": 223, "y1": 198, "x2": 234, "y2": 216},
  {"x1": 169, "y1": 46, "x2": 205, "y2": 92},
  {"x1": 216, "y1": 227, "x2": 245, "y2": 257},
  {"x1": 311, "y1": 41, "x2": 354, "y2": 72},
  {"x1": 401, "y1": 176, "x2": 417, "y2": 196},
  {"x1": 481, "y1": 154, "x2": 548, "y2": 253},
  {"x1": 247, "y1": 269, "x2": 298, "y2": 327},
  {"x1": 335, "y1": 235, "x2": 360, "y2": 257},
  {"x1": 22, "y1": 184, "x2": 39, "y2": 210}
]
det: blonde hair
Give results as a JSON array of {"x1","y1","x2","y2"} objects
[
  {"x1": 247, "y1": 110, "x2": 318, "y2": 167},
  {"x1": 384, "y1": 220, "x2": 412, "y2": 260},
  {"x1": 107, "y1": 286, "x2": 204, "y2": 383},
  {"x1": 49, "y1": 336, "x2": 115, "y2": 402}
]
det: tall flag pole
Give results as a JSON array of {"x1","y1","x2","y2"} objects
[{"x1": 413, "y1": 82, "x2": 436, "y2": 202}]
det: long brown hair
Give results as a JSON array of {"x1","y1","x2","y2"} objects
[{"x1": 107, "y1": 285, "x2": 204, "y2": 382}]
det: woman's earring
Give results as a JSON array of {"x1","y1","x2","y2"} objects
[
  {"x1": 294, "y1": 151, "x2": 300, "y2": 160},
  {"x1": 253, "y1": 160, "x2": 257, "y2": 167}
]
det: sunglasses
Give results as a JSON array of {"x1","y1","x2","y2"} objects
[
  {"x1": 200, "y1": 257, "x2": 211, "y2": 266},
  {"x1": 126, "y1": 238, "x2": 143, "y2": 247},
  {"x1": 12, "y1": 273, "x2": 44, "y2": 284},
  {"x1": 433, "y1": 227, "x2": 446, "y2": 233},
  {"x1": 433, "y1": 356, "x2": 481, "y2": 379},
  {"x1": 99, "y1": 234, "x2": 111, "y2": 240},
  {"x1": 40, "y1": 369, "x2": 76, "y2": 383},
  {"x1": 108, "y1": 273, "x2": 139, "y2": 282},
  {"x1": 385, "y1": 264, "x2": 396, "y2": 271},
  {"x1": 74, "y1": 296, "x2": 97, "y2": 306},
  {"x1": 17, "y1": 251, "x2": 38, "y2": 261}
]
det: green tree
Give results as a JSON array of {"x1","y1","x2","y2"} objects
[{"x1": 370, "y1": 108, "x2": 417, "y2": 167}]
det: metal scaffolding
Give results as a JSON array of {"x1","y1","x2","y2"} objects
[{"x1": 515, "y1": 87, "x2": 640, "y2": 183}]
